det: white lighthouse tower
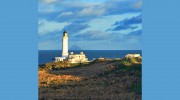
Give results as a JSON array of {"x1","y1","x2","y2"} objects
[
  {"x1": 55, "y1": 30, "x2": 88, "y2": 63},
  {"x1": 62, "y1": 30, "x2": 68, "y2": 58}
]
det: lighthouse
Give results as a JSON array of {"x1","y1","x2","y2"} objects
[
  {"x1": 62, "y1": 30, "x2": 68, "y2": 58},
  {"x1": 55, "y1": 30, "x2": 88, "y2": 63}
]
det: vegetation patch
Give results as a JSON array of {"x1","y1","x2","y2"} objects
[
  {"x1": 38, "y1": 61, "x2": 93, "y2": 71},
  {"x1": 39, "y1": 57, "x2": 142, "y2": 100}
]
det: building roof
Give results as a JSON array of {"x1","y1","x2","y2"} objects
[
  {"x1": 63, "y1": 30, "x2": 67, "y2": 33},
  {"x1": 63, "y1": 30, "x2": 68, "y2": 37}
]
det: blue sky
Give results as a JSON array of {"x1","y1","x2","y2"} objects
[{"x1": 38, "y1": 0, "x2": 142, "y2": 50}]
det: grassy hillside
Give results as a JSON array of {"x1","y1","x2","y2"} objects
[{"x1": 39, "y1": 57, "x2": 142, "y2": 100}]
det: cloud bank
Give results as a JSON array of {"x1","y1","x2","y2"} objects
[{"x1": 38, "y1": 0, "x2": 142, "y2": 50}]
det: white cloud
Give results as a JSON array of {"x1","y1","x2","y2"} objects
[
  {"x1": 70, "y1": 2, "x2": 97, "y2": 8},
  {"x1": 39, "y1": 40, "x2": 61, "y2": 50},
  {"x1": 40, "y1": 0, "x2": 58, "y2": 4},
  {"x1": 76, "y1": 13, "x2": 140, "y2": 35},
  {"x1": 58, "y1": 11, "x2": 73, "y2": 17},
  {"x1": 133, "y1": 0, "x2": 142, "y2": 9},
  {"x1": 78, "y1": 6, "x2": 105, "y2": 16},
  {"x1": 38, "y1": 2, "x2": 57, "y2": 13},
  {"x1": 70, "y1": 36, "x2": 141, "y2": 50},
  {"x1": 38, "y1": 19, "x2": 69, "y2": 36},
  {"x1": 38, "y1": 0, "x2": 142, "y2": 50}
]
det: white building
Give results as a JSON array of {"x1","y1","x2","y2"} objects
[
  {"x1": 54, "y1": 31, "x2": 88, "y2": 63},
  {"x1": 68, "y1": 52, "x2": 88, "y2": 63},
  {"x1": 125, "y1": 54, "x2": 141, "y2": 58},
  {"x1": 62, "y1": 31, "x2": 69, "y2": 58},
  {"x1": 54, "y1": 30, "x2": 68, "y2": 62},
  {"x1": 55, "y1": 57, "x2": 66, "y2": 62}
]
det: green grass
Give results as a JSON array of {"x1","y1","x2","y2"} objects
[{"x1": 38, "y1": 61, "x2": 94, "y2": 71}]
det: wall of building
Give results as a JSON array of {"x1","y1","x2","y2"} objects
[
  {"x1": 68, "y1": 53, "x2": 88, "y2": 63},
  {"x1": 62, "y1": 33, "x2": 68, "y2": 57},
  {"x1": 125, "y1": 54, "x2": 141, "y2": 58}
]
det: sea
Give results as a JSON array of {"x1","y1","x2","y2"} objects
[{"x1": 38, "y1": 50, "x2": 142, "y2": 65}]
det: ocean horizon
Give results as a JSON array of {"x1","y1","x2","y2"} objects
[{"x1": 39, "y1": 50, "x2": 142, "y2": 65}]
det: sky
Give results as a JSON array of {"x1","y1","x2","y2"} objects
[{"x1": 38, "y1": 0, "x2": 142, "y2": 50}]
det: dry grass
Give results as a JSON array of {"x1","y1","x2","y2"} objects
[
  {"x1": 39, "y1": 70, "x2": 82, "y2": 87},
  {"x1": 39, "y1": 58, "x2": 142, "y2": 100}
]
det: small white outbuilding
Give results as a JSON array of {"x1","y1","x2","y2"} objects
[
  {"x1": 55, "y1": 57, "x2": 66, "y2": 62},
  {"x1": 125, "y1": 54, "x2": 141, "y2": 58}
]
